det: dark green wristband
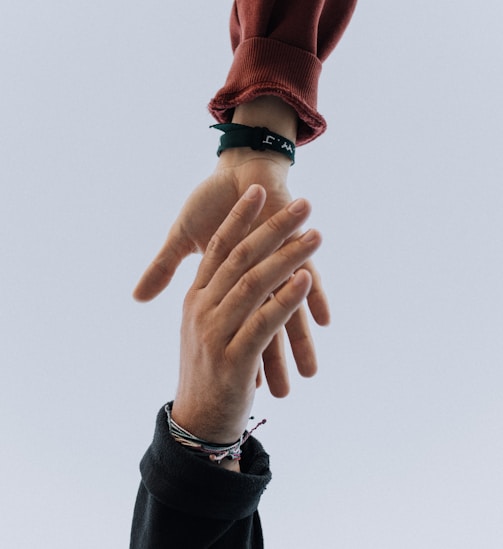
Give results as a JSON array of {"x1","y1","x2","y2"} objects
[{"x1": 211, "y1": 123, "x2": 295, "y2": 165}]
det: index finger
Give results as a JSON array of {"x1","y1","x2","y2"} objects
[{"x1": 192, "y1": 185, "x2": 266, "y2": 290}]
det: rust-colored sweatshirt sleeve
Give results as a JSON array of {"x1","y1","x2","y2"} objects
[{"x1": 208, "y1": 0, "x2": 357, "y2": 145}]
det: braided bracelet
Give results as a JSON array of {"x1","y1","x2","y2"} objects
[
  {"x1": 212, "y1": 123, "x2": 296, "y2": 165},
  {"x1": 165, "y1": 402, "x2": 266, "y2": 464}
]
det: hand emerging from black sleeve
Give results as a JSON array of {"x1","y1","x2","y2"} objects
[{"x1": 171, "y1": 184, "x2": 322, "y2": 445}]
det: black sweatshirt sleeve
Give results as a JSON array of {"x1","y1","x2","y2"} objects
[{"x1": 130, "y1": 406, "x2": 272, "y2": 549}]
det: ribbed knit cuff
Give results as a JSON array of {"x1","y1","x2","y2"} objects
[{"x1": 208, "y1": 37, "x2": 326, "y2": 146}]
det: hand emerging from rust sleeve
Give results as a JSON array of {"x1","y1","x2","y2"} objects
[{"x1": 134, "y1": 97, "x2": 328, "y2": 389}]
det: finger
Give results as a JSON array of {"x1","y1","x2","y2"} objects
[
  {"x1": 255, "y1": 367, "x2": 263, "y2": 388},
  {"x1": 262, "y1": 328, "x2": 290, "y2": 398},
  {"x1": 218, "y1": 229, "x2": 322, "y2": 336},
  {"x1": 192, "y1": 184, "x2": 266, "y2": 290},
  {"x1": 228, "y1": 269, "x2": 313, "y2": 371},
  {"x1": 206, "y1": 198, "x2": 312, "y2": 304},
  {"x1": 303, "y1": 259, "x2": 331, "y2": 326},
  {"x1": 133, "y1": 224, "x2": 195, "y2": 301},
  {"x1": 285, "y1": 305, "x2": 317, "y2": 378}
]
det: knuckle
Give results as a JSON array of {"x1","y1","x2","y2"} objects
[
  {"x1": 249, "y1": 309, "x2": 270, "y2": 337},
  {"x1": 228, "y1": 204, "x2": 246, "y2": 222},
  {"x1": 265, "y1": 213, "x2": 285, "y2": 235},
  {"x1": 206, "y1": 231, "x2": 227, "y2": 256},
  {"x1": 273, "y1": 296, "x2": 299, "y2": 326},
  {"x1": 182, "y1": 287, "x2": 197, "y2": 309},
  {"x1": 273, "y1": 291, "x2": 293, "y2": 313},
  {"x1": 277, "y1": 239, "x2": 311, "y2": 267},
  {"x1": 287, "y1": 326, "x2": 310, "y2": 346},
  {"x1": 151, "y1": 258, "x2": 170, "y2": 277},
  {"x1": 227, "y1": 240, "x2": 253, "y2": 268},
  {"x1": 276, "y1": 244, "x2": 296, "y2": 263},
  {"x1": 183, "y1": 286, "x2": 209, "y2": 314},
  {"x1": 285, "y1": 309, "x2": 311, "y2": 344},
  {"x1": 238, "y1": 269, "x2": 262, "y2": 296}
]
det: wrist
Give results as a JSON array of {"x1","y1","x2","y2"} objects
[
  {"x1": 221, "y1": 96, "x2": 298, "y2": 168},
  {"x1": 170, "y1": 399, "x2": 249, "y2": 446},
  {"x1": 218, "y1": 146, "x2": 292, "y2": 172},
  {"x1": 167, "y1": 401, "x2": 260, "y2": 473},
  {"x1": 232, "y1": 96, "x2": 298, "y2": 142}
]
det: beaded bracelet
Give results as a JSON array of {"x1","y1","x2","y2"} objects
[
  {"x1": 165, "y1": 402, "x2": 266, "y2": 464},
  {"x1": 212, "y1": 123, "x2": 296, "y2": 165}
]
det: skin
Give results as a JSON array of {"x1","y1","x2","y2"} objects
[
  {"x1": 133, "y1": 97, "x2": 330, "y2": 392},
  {"x1": 171, "y1": 185, "x2": 322, "y2": 472}
]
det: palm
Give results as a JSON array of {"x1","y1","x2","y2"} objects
[{"x1": 180, "y1": 160, "x2": 292, "y2": 254}]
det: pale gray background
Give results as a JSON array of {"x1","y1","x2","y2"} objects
[{"x1": 1, "y1": 1, "x2": 502, "y2": 547}]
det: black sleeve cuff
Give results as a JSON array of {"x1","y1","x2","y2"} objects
[{"x1": 139, "y1": 405, "x2": 272, "y2": 521}]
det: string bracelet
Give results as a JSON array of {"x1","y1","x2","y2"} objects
[
  {"x1": 165, "y1": 402, "x2": 266, "y2": 464},
  {"x1": 211, "y1": 123, "x2": 296, "y2": 165}
]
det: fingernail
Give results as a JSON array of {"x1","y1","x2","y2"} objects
[
  {"x1": 288, "y1": 198, "x2": 306, "y2": 214},
  {"x1": 292, "y1": 270, "x2": 308, "y2": 287},
  {"x1": 244, "y1": 184, "x2": 261, "y2": 200},
  {"x1": 300, "y1": 229, "x2": 317, "y2": 243}
]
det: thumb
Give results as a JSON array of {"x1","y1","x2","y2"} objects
[{"x1": 133, "y1": 225, "x2": 194, "y2": 302}]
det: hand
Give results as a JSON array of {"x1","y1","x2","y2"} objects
[{"x1": 171, "y1": 185, "x2": 322, "y2": 449}]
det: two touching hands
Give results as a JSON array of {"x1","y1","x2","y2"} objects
[
  {"x1": 132, "y1": 98, "x2": 329, "y2": 459},
  {"x1": 133, "y1": 154, "x2": 330, "y2": 386},
  {"x1": 134, "y1": 97, "x2": 330, "y2": 386},
  {"x1": 170, "y1": 184, "x2": 321, "y2": 450}
]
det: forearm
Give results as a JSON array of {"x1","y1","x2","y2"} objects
[{"x1": 232, "y1": 95, "x2": 298, "y2": 143}]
